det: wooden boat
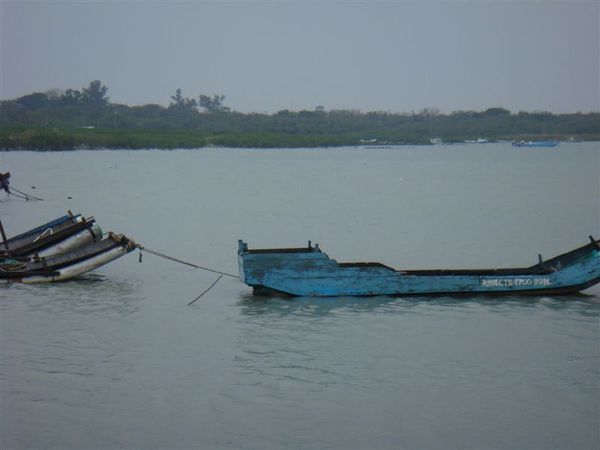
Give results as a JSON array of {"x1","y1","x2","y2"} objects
[
  {"x1": 0, "y1": 172, "x2": 9, "y2": 193},
  {"x1": 512, "y1": 140, "x2": 559, "y2": 147},
  {"x1": 0, "y1": 232, "x2": 136, "y2": 283},
  {"x1": 238, "y1": 238, "x2": 600, "y2": 297},
  {"x1": 0, "y1": 212, "x2": 101, "y2": 258}
]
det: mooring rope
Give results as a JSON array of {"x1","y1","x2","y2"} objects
[
  {"x1": 9, "y1": 186, "x2": 44, "y2": 201},
  {"x1": 7, "y1": 191, "x2": 30, "y2": 200},
  {"x1": 187, "y1": 275, "x2": 224, "y2": 305},
  {"x1": 136, "y1": 245, "x2": 239, "y2": 278}
]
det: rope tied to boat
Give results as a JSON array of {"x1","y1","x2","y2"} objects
[
  {"x1": 136, "y1": 245, "x2": 238, "y2": 278},
  {"x1": 136, "y1": 245, "x2": 237, "y2": 305},
  {"x1": 32, "y1": 227, "x2": 53, "y2": 243},
  {"x1": 7, "y1": 186, "x2": 44, "y2": 201},
  {"x1": 187, "y1": 275, "x2": 224, "y2": 305}
]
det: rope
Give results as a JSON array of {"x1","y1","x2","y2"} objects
[
  {"x1": 32, "y1": 227, "x2": 53, "y2": 243},
  {"x1": 8, "y1": 186, "x2": 44, "y2": 201},
  {"x1": 8, "y1": 191, "x2": 31, "y2": 200},
  {"x1": 137, "y1": 245, "x2": 238, "y2": 278},
  {"x1": 187, "y1": 275, "x2": 223, "y2": 305}
]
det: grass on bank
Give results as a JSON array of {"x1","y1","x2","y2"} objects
[{"x1": 1, "y1": 126, "x2": 598, "y2": 150}]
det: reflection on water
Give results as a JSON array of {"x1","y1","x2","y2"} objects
[
  {"x1": 1, "y1": 146, "x2": 599, "y2": 450},
  {"x1": 2, "y1": 275, "x2": 144, "y2": 317},
  {"x1": 238, "y1": 291, "x2": 600, "y2": 318},
  {"x1": 233, "y1": 291, "x2": 599, "y2": 399},
  {"x1": 238, "y1": 292, "x2": 406, "y2": 317}
]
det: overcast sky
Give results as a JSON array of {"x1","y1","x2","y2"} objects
[{"x1": 1, "y1": 0, "x2": 598, "y2": 113}]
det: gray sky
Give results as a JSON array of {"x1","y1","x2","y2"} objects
[{"x1": 1, "y1": 0, "x2": 598, "y2": 113}]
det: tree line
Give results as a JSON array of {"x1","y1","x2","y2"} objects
[{"x1": 1, "y1": 80, "x2": 599, "y2": 149}]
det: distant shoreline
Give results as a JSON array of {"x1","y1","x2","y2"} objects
[
  {"x1": 1, "y1": 127, "x2": 598, "y2": 151},
  {"x1": 3, "y1": 89, "x2": 599, "y2": 150}
]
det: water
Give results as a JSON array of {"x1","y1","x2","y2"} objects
[{"x1": 1, "y1": 143, "x2": 599, "y2": 450}]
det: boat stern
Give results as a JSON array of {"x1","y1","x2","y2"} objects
[
  {"x1": 237, "y1": 240, "x2": 330, "y2": 294},
  {"x1": 238, "y1": 240, "x2": 248, "y2": 283}
]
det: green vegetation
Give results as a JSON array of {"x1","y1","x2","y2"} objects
[{"x1": 1, "y1": 81, "x2": 599, "y2": 150}]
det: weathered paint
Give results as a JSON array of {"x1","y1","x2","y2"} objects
[
  {"x1": 36, "y1": 223, "x2": 102, "y2": 258},
  {"x1": 238, "y1": 239, "x2": 600, "y2": 297}
]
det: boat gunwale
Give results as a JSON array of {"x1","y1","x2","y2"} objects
[
  {"x1": 244, "y1": 247, "x2": 320, "y2": 254},
  {"x1": 239, "y1": 239, "x2": 599, "y2": 275},
  {"x1": 1, "y1": 219, "x2": 98, "y2": 257},
  {"x1": 4, "y1": 214, "x2": 74, "y2": 243}
]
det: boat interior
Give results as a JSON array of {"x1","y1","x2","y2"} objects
[{"x1": 243, "y1": 238, "x2": 599, "y2": 278}]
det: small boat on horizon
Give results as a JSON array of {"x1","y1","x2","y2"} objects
[
  {"x1": 238, "y1": 238, "x2": 600, "y2": 297},
  {"x1": 512, "y1": 140, "x2": 559, "y2": 147}
]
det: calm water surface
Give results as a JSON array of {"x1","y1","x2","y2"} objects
[{"x1": 1, "y1": 144, "x2": 599, "y2": 449}]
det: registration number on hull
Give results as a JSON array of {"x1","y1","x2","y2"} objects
[{"x1": 480, "y1": 277, "x2": 552, "y2": 288}]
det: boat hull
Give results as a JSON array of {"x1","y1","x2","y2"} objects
[
  {"x1": 1, "y1": 233, "x2": 136, "y2": 283},
  {"x1": 18, "y1": 245, "x2": 132, "y2": 283},
  {"x1": 36, "y1": 222, "x2": 102, "y2": 258},
  {"x1": 238, "y1": 239, "x2": 600, "y2": 297}
]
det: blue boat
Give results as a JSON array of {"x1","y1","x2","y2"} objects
[
  {"x1": 238, "y1": 238, "x2": 600, "y2": 297},
  {"x1": 512, "y1": 140, "x2": 559, "y2": 147}
]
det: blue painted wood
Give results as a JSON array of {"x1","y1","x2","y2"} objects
[
  {"x1": 6, "y1": 215, "x2": 73, "y2": 241},
  {"x1": 237, "y1": 239, "x2": 600, "y2": 297}
]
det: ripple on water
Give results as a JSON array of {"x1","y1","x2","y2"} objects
[{"x1": 2, "y1": 274, "x2": 144, "y2": 317}]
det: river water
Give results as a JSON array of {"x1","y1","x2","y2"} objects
[{"x1": 1, "y1": 144, "x2": 599, "y2": 450}]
